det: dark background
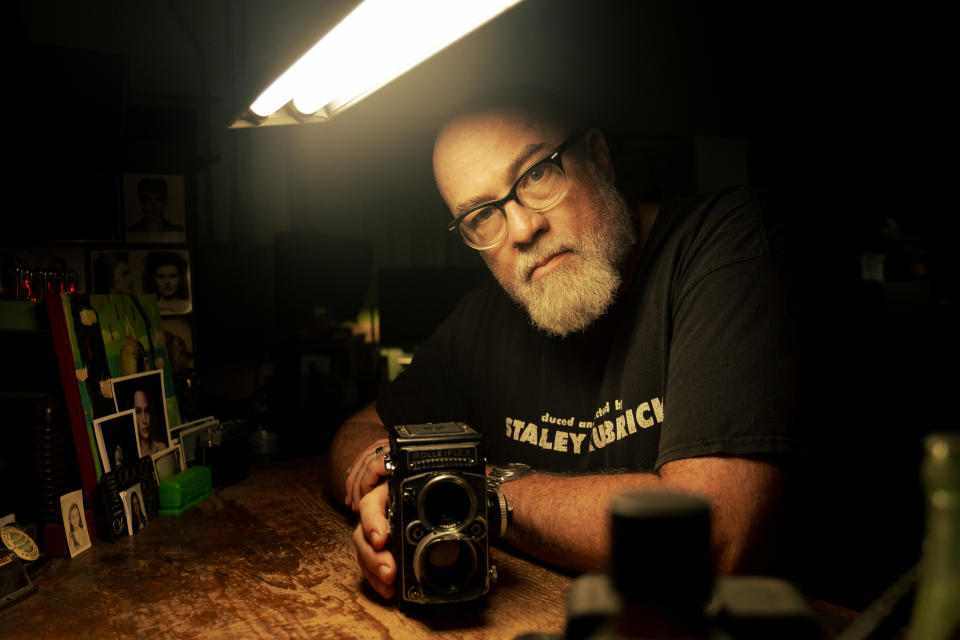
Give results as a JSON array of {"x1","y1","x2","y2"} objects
[{"x1": 3, "y1": 0, "x2": 953, "y2": 615}]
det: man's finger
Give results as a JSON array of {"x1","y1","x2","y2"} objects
[
  {"x1": 358, "y1": 483, "x2": 390, "y2": 549},
  {"x1": 347, "y1": 443, "x2": 389, "y2": 510},
  {"x1": 356, "y1": 545, "x2": 395, "y2": 599},
  {"x1": 344, "y1": 439, "x2": 389, "y2": 510},
  {"x1": 353, "y1": 509, "x2": 395, "y2": 600}
]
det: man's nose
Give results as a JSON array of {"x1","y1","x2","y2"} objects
[{"x1": 504, "y1": 200, "x2": 549, "y2": 246}]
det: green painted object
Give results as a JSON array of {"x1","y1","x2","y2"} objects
[{"x1": 158, "y1": 466, "x2": 212, "y2": 516}]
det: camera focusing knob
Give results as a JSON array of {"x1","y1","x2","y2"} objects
[
  {"x1": 489, "y1": 487, "x2": 510, "y2": 538},
  {"x1": 487, "y1": 463, "x2": 531, "y2": 537}
]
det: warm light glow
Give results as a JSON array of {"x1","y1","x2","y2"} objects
[{"x1": 248, "y1": 0, "x2": 523, "y2": 121}]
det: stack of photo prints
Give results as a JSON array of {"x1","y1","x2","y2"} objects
[
  {"x1": 92, "y1": 375, "x2": 221, "y2": 540},
  {"x1": 47, "y1": 286, "x2": 221, "y2": 544}
]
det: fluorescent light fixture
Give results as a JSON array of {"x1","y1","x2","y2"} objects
[{"x1": 234, "y1": 0, "x2": 525, "y2": 127}]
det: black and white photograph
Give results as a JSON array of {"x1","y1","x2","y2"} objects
[
  {"x1": 111, "y1": 370, "x2": 171, "y2": 457},
  {"x1": 140, "y1": 249, "x2": 192, "y2": 315},
  {"x1": 59, "y1": 489, "x2": 92, "y2": 558},
  {"x1": 123, "y1": 173, "x2": 187, "y2": 244},
  {"x1": 119, "y1": 483, "x2": 148, "y2": 535},
  {"x1": 151, "y1": 443, "x2": 185, "y2": 484},
  {"x1": 89, "y1": 250, "x2": 134, "y2": 295},
  {"x1": 93, "y1": 410, "x2": 139, "y2": 474}
]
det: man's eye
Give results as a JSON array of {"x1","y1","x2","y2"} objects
[
  {"x1": 466, "y1": 208, "x2": 497, "y2": 229},
  {"x1": 526, "y1": 166, "x2": 545, "y2": 182}
]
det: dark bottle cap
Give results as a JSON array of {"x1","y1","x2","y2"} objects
[{"x1": 609, "y1": 491, "x2": 713, "y2": 609}]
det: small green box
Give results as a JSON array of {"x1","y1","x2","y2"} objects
[{"x1": 158, "y1": 466, "x2": 212, "y2": 516}]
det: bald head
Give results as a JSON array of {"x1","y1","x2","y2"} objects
[{"x1": 433, "y1": 89, "x2": 581, "y2": 189}]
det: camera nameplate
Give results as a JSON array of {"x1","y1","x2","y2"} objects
[{"x1": 404, "y1": 443, "x2": 480, "y2": 472}]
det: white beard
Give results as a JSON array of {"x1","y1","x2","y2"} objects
[{"x1": 495, "y1": 173, "x2": 636, "y2": 337}]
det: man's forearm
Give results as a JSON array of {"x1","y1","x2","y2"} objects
[
  {"x1": 498, "y1": 456, "x2": 784, "y2": 574},
  {"x1": 327, "y1": 402, "x2": 388, "y2": 503},
  {"x1": 499, "y1": 471, "x2": 663, "y2": 572}
]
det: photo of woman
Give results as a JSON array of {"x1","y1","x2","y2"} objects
[
  {"x1": 120, "y1": 484, "x2": 148, "y2": 535},
  {"x1": 130, "y1": 492, "x2": 147, "y2": 533},
  {"x1": 59, "y1": 489, "x2": 92, "y2": 558}
]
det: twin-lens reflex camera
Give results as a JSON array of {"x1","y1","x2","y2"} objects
[{"x1": 384, "y1": 422, "x2": 499, "y2": 608}]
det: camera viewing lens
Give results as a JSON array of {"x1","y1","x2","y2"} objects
[
  {"x1": 420, "y1": 475, "x2": 473, "y2": 528},
  {"x1": 421, "y1": 539, "x2": 478, "y2": 592}
]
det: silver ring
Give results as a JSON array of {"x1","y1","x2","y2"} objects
[{"x1": 375, "y1": 446, "x2": 384, "y2": 456}]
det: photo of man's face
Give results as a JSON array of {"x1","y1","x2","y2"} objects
[
  {"x1": 139, "y1": 189, "x2": 167, "y2": 223},
  {"x1": 134, "y1": 390, "x2": 152, "y2": 440},
  {"x1": 155, "y1": 264, "x2": 180, "y2": 299}
]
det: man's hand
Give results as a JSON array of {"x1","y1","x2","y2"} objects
[
  {"x1": 327, "y1": 403, "x2": 389, "y2": 506},
  {"x1": 327, "y1": 405, "x2": 397, "y2": 598},
  {"x1": 353, "y1": 483, "x2": 395, "y2": 599},
  {"x1": 344, "y1": 438, "x2": 390, "y2": 512}
]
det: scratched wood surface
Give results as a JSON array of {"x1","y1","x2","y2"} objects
[{"x1": 0, "y1": 458, "x2": 572, "y2": 639}]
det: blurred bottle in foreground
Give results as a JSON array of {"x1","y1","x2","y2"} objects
[{"x1": 909, "y1": 431, "x2": 960, "y2": 639}]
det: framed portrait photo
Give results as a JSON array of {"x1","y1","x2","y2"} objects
[
  {"x1": 137, "y1": 249, "x2": 192, "y2": 315},
  {"x1": 93, "y1": 410, "x2": 139, "y2": 474},
  {"x1": 110, "y1": 370, "x2": 172, "y2": 457},
  {"x1": 152, "y1": 443, "x2": 185, "y2": 484},
  {"x1": 119, "y1": 483, "x2": 149, "y2": 535},
  {"x1": 60, "y1": 489, "x2": 92, "y2": 558},
  {"x1": 123, "y1": 173, "x2": 187, "y2": 244}
]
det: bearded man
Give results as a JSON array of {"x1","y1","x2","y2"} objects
[{"x1": 328, "y1": 91, "x2": 797, "y2": 600}]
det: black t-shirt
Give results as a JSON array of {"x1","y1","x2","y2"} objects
[{"x1": 376, "y1": 187, "x2": 797, "y2": 473}]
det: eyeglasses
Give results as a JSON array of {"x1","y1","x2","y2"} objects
[{"x1": 447, "y1": 130, "x2": 585, "y2": 250}]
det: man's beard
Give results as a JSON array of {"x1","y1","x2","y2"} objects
[{"x1": 493, "y1": 172, "x2": 636, "y2": 337}]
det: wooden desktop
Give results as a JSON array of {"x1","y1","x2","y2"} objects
[{"x1": 0, "y1": 457, "x2": 866, "y2": 639}]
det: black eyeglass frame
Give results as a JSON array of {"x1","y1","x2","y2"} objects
[{"x1": 446, "y1": 129, "x2": 587, "y2": 247}]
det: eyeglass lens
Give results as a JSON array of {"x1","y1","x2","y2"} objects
[{"x1": 460, "y1": 162, "x2": 567, "y2": 248}]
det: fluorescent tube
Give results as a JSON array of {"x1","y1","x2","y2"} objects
[{"x1": 248, "y1": 0, "x2": 523, "y2": 121}]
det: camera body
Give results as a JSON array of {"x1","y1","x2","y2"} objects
[{"x1": 385, "y1": 422, "x2": 493, "y2": 607}]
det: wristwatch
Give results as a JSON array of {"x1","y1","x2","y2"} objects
[{"x1": 486, "y1": 463, "x2": 533, "y2": 538}]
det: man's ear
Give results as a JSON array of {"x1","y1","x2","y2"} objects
[{"x1": 584, "y1": 128, "x2": 614, "y2": 182}]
